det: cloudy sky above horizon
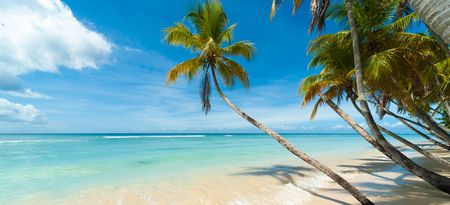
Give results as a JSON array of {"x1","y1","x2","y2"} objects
[{"x1": 0, "y1": 0, "x2": 413, "y2": 133}]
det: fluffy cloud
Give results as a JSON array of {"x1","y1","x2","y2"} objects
[
  {"x1": 0, "y1": 0, "x2": 112, "y2": 123},
  {"x1": 0, "y1": 0, "x2": 112, "y2": 76},
  {"x1": 0, "y1": 98, "x2": 46, "y2": 124}
]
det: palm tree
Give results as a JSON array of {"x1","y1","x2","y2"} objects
[
  {"x1": 378, "y1": 125, "x2": 450, "y2": 168},
  {"x1": 163, "y1": 1, "x2": 373, "y2": 204},
  {"x1": 408, "y1": 0, "x2": 450, "y2": 44},
  {"x1": 299, "y1": 1, "x2": 450, "y2": 193},
  {"x1": 376, "y1": 104, "x2": 450, "y2": 150},
  {"x1": 269, "y1": 0, "x2": 450, "y2": 44},
  {"x1": 328, "y1": 0, "x2": 450, "y2": 142},
  {"x1": 269, "y1": 0, "x2": 450, "y2": 141}
]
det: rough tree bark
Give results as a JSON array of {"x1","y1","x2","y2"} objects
[{"x1": 408, "y1": 0, "x2": 450, "y2": 44}]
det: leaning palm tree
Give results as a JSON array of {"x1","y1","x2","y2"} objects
[
  {"x1": 299, "y1": 1, "x2": 450, "y2": 192},
  {"x1": 408, "y1": 0, "x2": 450, "y2": 44},
  {"x1": 163, "y1": 1, "x2": 373, "y2": 204},
  {"x1": 270, "y1": 0, "x2": 450, "y2": 140}
]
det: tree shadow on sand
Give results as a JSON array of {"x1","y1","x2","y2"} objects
[
  {"x1": 234, "y1": 165, "x2": 353, "y2": 205},
  {"x1": 232, "y1": 146, "x2": 450, "y2": 205},
  {"x1": 338, "y1": 152, "x2": 450, "y2": 205}
]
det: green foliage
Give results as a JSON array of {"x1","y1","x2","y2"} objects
[
  {"x1": 163, "y1": 0, "x2": 255, "y2": 114},
  {"x1": 300, "y1": 0, "x2": 449, "y2": 122}
]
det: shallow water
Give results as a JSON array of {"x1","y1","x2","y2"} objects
[{"x1": 0, "y1": 133, "x2": 420, "y2": 204}]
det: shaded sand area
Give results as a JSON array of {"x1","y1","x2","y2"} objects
[{"x1": 18, "y1": 143, "x2": 450, "y2": 205}]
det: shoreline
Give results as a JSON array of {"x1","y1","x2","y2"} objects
[{"x1": 15, "y1": 142, "x2": 450, "y2": 205}]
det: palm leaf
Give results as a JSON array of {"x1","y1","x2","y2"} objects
[
  {"x1": 166, "y1": 57, "x2": 204, "y2": 83},
  {"x1": 223, "y1": 58, "x2": 250, "y2": 88},
  {"x1": 222, "y1": 41, "x2": 255, "y2": 60},
  {"x1": 270, "y1": 0, "x2": 283, "y2": 20},
  {"x1": 200, "y1": 69, "x2": 212, "y2": 114},
  {"x1": 164, "y1": 23, "x2": 198, "y2": 48}
]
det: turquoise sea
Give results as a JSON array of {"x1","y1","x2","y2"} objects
[{"x1": 0, "y1": 133, "x2": 421, "y2": 204}]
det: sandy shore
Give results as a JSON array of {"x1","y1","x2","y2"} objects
[
  {"x1": 19, "y1": 143, "x2": 450, "y2": 205},
  {"x1": 307, "y1": 145, "x2": 450, "y2": 205}
]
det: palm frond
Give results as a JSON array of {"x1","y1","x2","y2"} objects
[
  {"x1": 383, "y1": 13, "x2": 418, "y2": 32},
  {"x1": 222, "y1": 58, "x2": 250, "y2": 88},
  {"x1": 222, "y1": 41, "x2": 256, "y2": 60},
  {"x1": 200, "y1": 69, "x2": 212, "y2": 114},
  {"x1": 164, "y1": 23, "x2": 197, "y2": 48},
  {"x1": 310, "y1": 97, "x2": 324, "y2": 120},
  {"x1": 308, "y1": 0, "x2": 320, "y2": 34},
  {"x1": 292, "y1": 0, "x2": 304, "y2": 15},
  {"x1": 316, "y1": 0, "x2": 329, "y2": 32},
  {"x1": 166, "y1": 57, "x2": 204, "y2": 84},
  {"x1": 270, "y1": 0, "x2": 283, "y2": 20},
  {"x1": 219, "y1": 23, "x2": 237, "y2": 43},
  {"x1": 364, "y1": 49, "x2": 395, "y2": 81}
]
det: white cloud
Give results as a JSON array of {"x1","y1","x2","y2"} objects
[
  {"x1": 1, "y1": 88, "x2": 51, "y2": 99},
  {"x1": 382, "y1": 121, "x2": 404, "y2": 129},
  {"x1": 0, "y1": 0, "x2": 112, "y2": 76},
  {"x1": 0, "y1": 98, "x2": 46, "y2": 123},
  {"x1": 330, "y1": 124, "x2": 351, "y2": 130}
]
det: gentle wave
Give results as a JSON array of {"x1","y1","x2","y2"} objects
[
  {"x1": 102, "y1": 135, "x2": 206, "y2": 139},
  {"x1": 224, "y1": 135, "x2": 233, "y2": 137},
  {"x1": 0, "y1": 139, "x2": 82, "y2": 144}
]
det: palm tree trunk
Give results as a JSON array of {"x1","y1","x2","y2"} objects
[
  {"x1": 415, "y1": 107, "x2": 450, "y2": 143},
  {"x1": 378, "y1": 125, "x2": 450, "y2": 168},
  {"x1": 397, "y1": 117, "x2": 450, "y2": 150},
  {"x1": 360, "y1": 94, "x2": 449, "y2": 150},
  {"x1": 408, "y1": 0, "x2": 450, "y2": 44},
  {"x1": 444, "y1": 100, "x2": 450, "y2": 116},
  {"x1": 383, "y1": 109, "x2": 450, "y2": 146},
  {"x1": 322, "y1": 95, "x2": 450, "y2": 194},
  {"x1": 345, "y1": 0, "x2": 450, "y2": 193},
  {"x1": 209, "y1": 68, "x2": 373, "y2": 205},
  {"x1": 384, "y1": 109, "x2": 429, "y2": 130},
  {"x1": 345, "y1": 0, "x2": 389, "y2": 148}
]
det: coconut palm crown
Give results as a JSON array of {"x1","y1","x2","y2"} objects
[{"x1": 163, "y1": 0, "x2": 255, "y2": 114}]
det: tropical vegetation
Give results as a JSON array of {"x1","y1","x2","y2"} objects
[
  {"x1": 163, "y1": 0, "x2": 373, "y2": 204},
  {"x1": 163, "y1": 0, "x2": 449, "y2": 203},
  {"x1": 297, "y1": 0, "x2": 450, "y2": 194}
]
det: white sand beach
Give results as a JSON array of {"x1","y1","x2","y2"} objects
[{"x1": 17, "y1": 142, "x2": 450, "y2": 205}]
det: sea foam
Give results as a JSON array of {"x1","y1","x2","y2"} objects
[
  {"x1": 102, "y1": 135, "x2": 206, "y2": 139},
  {"x1": 0, "y1": 139, "x2": 81, "y2": 144}
]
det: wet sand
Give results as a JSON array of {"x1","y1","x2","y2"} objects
[{"x1": 19, "y1": 143, "x2": 450, "y2": 205}]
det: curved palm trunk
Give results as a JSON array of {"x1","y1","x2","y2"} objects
[
  {"x1": 322, "y1": 95, "x2": 385, "y2": 150},
  {"x1": 384, "y1": 110, "x2": 450, "y2": 146},
  {"x1": 209, "y1": 68, "x2": 373, "y2": 205},
  {"x1": 345, "y1": 0, "x2": 450, "y2": 193},
  {"x1": 322, "y1": 95, "x2": 450, "y2": 194},
  {"x1": 384, "y1": 109, "x2": 429, "y2": 130},
  {"x1": 415, "y1": 107, "x2": 450, "y2": 143},
  {"x1": 397, "y1": 117, "x2": 450, "y2": 150},
  {"x1": 408, "y1": 0, "x2": 450, "y2": 44},
  {"x1": 378, "y1": 125, "x2": 450, "y2": 168}
]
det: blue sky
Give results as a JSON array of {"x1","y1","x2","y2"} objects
[{"x1": 0, "y1": 0, "x2": 410, "y2": 133}]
